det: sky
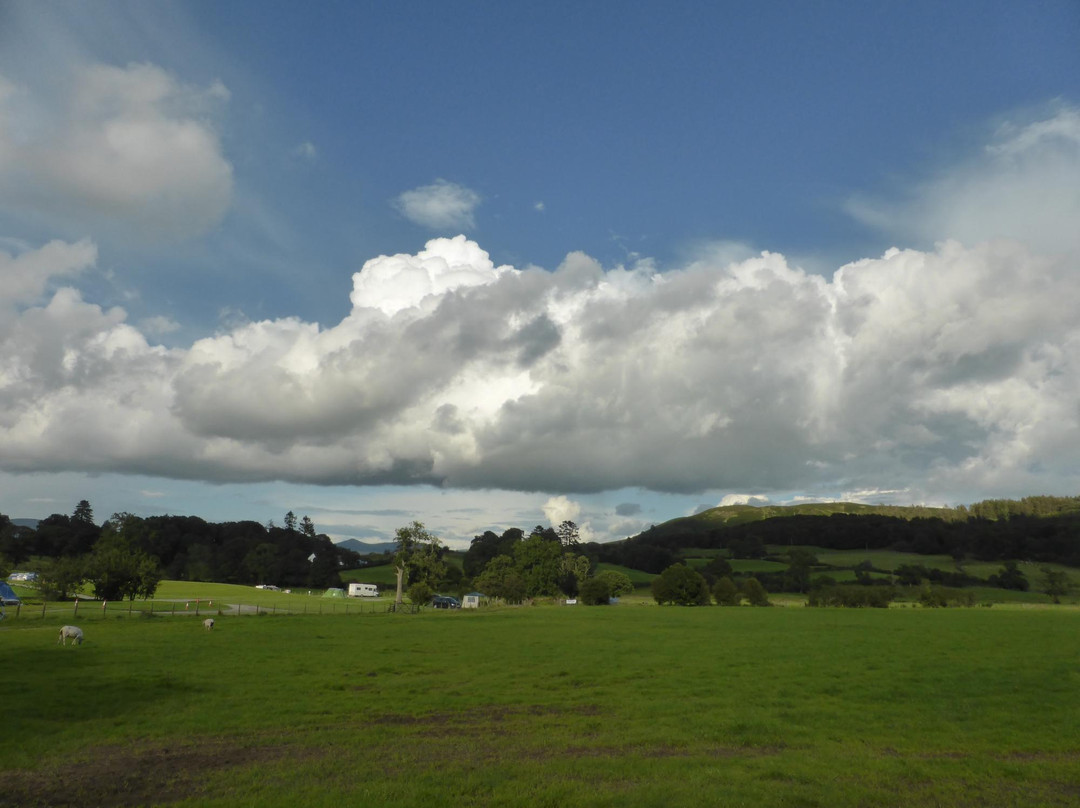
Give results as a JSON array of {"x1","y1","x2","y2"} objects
[{"x1": 1, "y1": 1, "x2": 1079, "y2": 548}]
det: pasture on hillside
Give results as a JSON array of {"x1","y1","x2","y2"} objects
[{"x1": 2, "y1": 606, "x2": 1078, "y2": 807}]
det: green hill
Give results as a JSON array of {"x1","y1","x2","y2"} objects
[
  {"x1": 688, "y1": 501, "x2": 964, "y2": 527},
  {"x1": 602, "y1": 497, "x2": 1080, "y2": 573}
]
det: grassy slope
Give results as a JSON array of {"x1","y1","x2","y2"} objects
[
  {"x1": 685, "y1": 501, "x2": 964, "y2": 528},
  {"x1": 1, "y1": 607, "x2": 1078, "y2": 807}
]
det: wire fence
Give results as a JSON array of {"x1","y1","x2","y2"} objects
[{"x1": 0, "y1": 597, "x2": 421, "y2": 623}]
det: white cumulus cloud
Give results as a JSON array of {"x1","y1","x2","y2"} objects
[
  {"x1": 542, "y1": 495, "x2": 581, "y2": 526},
  {"x1": 393, "y1": 179, "x2": 481, "y2": 231},
  {"x1": 2, "y1": 106, "x2": 1079, "y2": 512}
]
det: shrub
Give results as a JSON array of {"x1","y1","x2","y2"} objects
[
  {"x1": 579, "y1": 576, "x2": 613, "y2": 605},
  {"x1": 712, "y1": 576, "x2": 741, "y2": 606},
  {"x1": 918, "y1": 585, "x2": 976, "y2": 608},
  {"x1": 407, "y1": 581, "x2": 434, "y2": 605},
  {"x1": 594, "y1": 570, "x2": 634, "y2": 597},
  {"x1": 740, "y1": 577, "x2": 771, "y2": 606},
  {"x1": 808, "y1": 585, "x2": 895, "y2": 608}
]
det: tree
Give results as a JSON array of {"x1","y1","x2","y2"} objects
[
  {"x1": 559, "y1": 554, "x2": 591, "y2": 598},
  {"x1": 37, "y1": 556, "x2": 86, "y2": 600},
  {"x1": 1041, "y1": 567, "x2": 1071, "y2": 603},
  {"x1": 988, "y1": 560, "x2": 1029, "y2": 591},
  {"x1": 579, "y1": 575, "x2": 613, "y2": 605},
  {"x1": 513, "y1": 531, "x2": 564, "y2": 597},
  {"x1": 72, "y1": 500, "x2": 95, "y2": 526},
  {"x1": 593, "y1": 570, "x2": 634, "y2": 597},
  {"x1": 464, "y1": 530, "x2": 512, "y2": 577},
  {"x1": 556, "y1": 520, "x2": 581, "y2": 549},
  {"x1": 244, "y1": 543, "x2": 283, "y2": 585},
  {"x1": 712, "y1": 576, "x2": 741, "y2": 606},
  {"x1": 300, "y1": 516, "x2": 317, "y2": 538},
  {"x1": 407, "y1": 581, "x2": 434, "y2": 605},
  {"x1": 474, "y1": 555, "x2": 526, "y2": 604},
  {"x1": 741, "y1": 577, "x2": 771, "y2": 606},
  {"x1": 284, "y1": 511, "x2": 298, "y2": 532},
  {"x1": 392, "y1": 521, "x2": 444, "y2": 605},
  {"x1": 86, "y1": 520, "x2": 163, "y2": 601},
  {"x1": 651, "y1": 564, "x2": 710, "y2": 606},
  {"x1": 702, "y1": 556, "x2": 734, "y2": 582}
]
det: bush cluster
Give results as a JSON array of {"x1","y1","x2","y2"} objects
[{"x1": 807, "y1": 585, "x2": 896, "y2": 608}]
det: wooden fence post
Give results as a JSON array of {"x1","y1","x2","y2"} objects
[{"x1": 73, "y1": 599, "x2": 79, "y2": 617}]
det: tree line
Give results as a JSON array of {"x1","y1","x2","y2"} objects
[{"x1": 0, "y1": 502, "x2": 360, "y2": 601}]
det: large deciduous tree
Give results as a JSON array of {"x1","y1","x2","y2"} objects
[
  {"x1": 393, "y1": 521, "x2": 445, "y2": 605},
  {"x1": 474, "y1": 555, "x2": 526, "y2": 604},
  {"x1": 513, "y1": 530, "x2": 564, "y2": 597},
  {"x1": 86, "y1": 514, "x2": 163, "y2": 601},
  {"x1": 651, "y1": 563, "x2": 711, "y2": 606}
]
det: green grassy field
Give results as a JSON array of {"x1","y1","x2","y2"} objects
[{"x1": 2, "y1": 604, "x2": 1078, "y2": 807}]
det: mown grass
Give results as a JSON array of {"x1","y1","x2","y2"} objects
[{"x1": 2, "y1": 605, "x2": 1078, "y2": 807}]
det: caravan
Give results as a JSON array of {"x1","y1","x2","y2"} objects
[{"x1": 347, "y1": 583, "x2": 379, "y2": 598}]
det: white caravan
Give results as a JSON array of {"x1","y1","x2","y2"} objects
[{"x1": 348, "y1": 583, "x2": 379, "y2": 598}]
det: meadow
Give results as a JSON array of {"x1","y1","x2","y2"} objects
[{"x1": 2, "y1": 600, "x2": 1078, "y2": 807}]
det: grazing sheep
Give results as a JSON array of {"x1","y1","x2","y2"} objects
[
  {"x1": 203, "y1": 618, "x2": 215, "y2": 630},
  {"x1": 58, "y1": 625, "x2": 84, "y2": 646}
]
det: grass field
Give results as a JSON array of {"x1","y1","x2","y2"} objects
[{"x1": 2, "y1": 604, "x2": 1078, "y2": 807}]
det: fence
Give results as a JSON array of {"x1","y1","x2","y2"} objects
[{"x1": 0, "y1": 596, "x2": 417, "y2": 623}]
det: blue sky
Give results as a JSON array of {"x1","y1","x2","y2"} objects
[{"x1": 1, "y1": 1, "x2": 1079, "y2": 547}]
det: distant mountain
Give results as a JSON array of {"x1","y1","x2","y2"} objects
[{"x1": 335, "y1": 538, "x2": 398, "y2": 554}]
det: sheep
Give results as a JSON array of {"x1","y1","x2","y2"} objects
[
  {"x1": 58, "y1": 625, "x2": 84, "y2": 646},
  {"x1": 203, "y1": 618, "x2": 215, "y2": 631}
]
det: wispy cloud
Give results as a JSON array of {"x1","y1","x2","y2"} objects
[
  {"x1": 0, "y1": 62, "x2": 233, "y2": 243},
  {"x1": 293, "y1": 141, "x2": 317, "y2": 160},
  {"x1": 847, "y1": 103, "x2": 1080, "y2": 256}
]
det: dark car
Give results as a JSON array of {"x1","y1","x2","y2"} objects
[{"x1": 430, "y1": 595, "x2": 461, "y2": 609}]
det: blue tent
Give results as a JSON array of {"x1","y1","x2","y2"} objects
[{"x1": 0, "y1": 581, "x2": 21, "y2": 606}]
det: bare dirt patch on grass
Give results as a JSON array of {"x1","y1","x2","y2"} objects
[{"x1": 0, "y1": 739, "x2": 311, "y2": 808}]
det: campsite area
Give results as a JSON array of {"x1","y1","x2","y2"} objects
[{"x1": 2, "y1": 602, "x2": 1078, "y2": 807}]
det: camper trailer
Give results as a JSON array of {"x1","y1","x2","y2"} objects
[{"x1": 347, "y1": 583, "x2": 379, "y2": 598}]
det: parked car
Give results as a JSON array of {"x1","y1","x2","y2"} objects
[{"x1": 430, "y1": 595, "x2": 461, "y2": 609}]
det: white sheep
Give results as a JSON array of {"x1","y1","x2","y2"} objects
[
  {"x1": 203, "y1": 618, "x2": 215, "y2": 630},
  {"x1": 58, "y1": 625, "x2": 84, "y2": 646}
]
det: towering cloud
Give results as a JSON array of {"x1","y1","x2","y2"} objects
[
  {"x1": 1, "y1": 230, "x2": 1077, "y2": 502},
  {"x1": 2, "y1": 106, "x2": 1078, "y2": 508}
]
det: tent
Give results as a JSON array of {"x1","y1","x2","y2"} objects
[
  {"x1": 462, "y1": 592, "x2": 485, "y2": 609},
  {"x1": 0, "y1": 581, "x2": 21, "y2": 606},
  {"x1": 322, "y1": 587, "x2": 346, "y2": 598}
]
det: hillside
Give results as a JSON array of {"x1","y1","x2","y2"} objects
[
  {"x1": 686, "y1": 501, "x2": 963, "y2": 528},
  {"x1": 602, "y1": 498, "x2": 1080, "y2": 571}
]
